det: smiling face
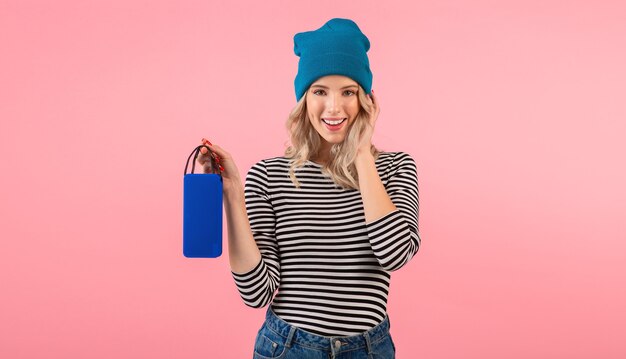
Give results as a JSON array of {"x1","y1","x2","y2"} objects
[{"x1": 306, "y1": 75, "x2": 361, "y2": 156}]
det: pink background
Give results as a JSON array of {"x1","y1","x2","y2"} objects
[{"x1": 1, "y1": 0, "x2": 625, "y2": 358}]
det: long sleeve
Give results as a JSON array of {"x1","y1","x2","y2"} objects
[
  {"x1": 230, "y1": 161, "x2": 280, "y2": 308},
  {"x1": 225, "y1": 154, "x2": 418, "y2": 336},
  {"x1": 366, "y1": 152, "x2": 421, "y2": 271}
]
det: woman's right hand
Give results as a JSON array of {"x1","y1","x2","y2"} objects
[{"x1": 196, "y1": 138, "x2": 243, "y2": 198}]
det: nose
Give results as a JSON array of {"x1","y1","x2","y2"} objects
[{"x1": 326, "y1": 93, "x2": 343, "y2": 114}]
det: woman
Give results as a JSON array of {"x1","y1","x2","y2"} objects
[{"x1": 198, "y1": 18, "x2": 420, "y2": 359}]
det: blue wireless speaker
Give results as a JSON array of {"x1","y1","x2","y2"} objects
[{"x1": 183, "y1": 145, "x2": 223, "y2": 258}]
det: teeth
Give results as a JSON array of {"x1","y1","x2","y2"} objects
[{"x1": 323, "y1": 118, "x2": 345, "y2": 125}]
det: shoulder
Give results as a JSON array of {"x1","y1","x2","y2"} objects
[
  {"x1": 249, "y1": 156, "x2": 292, "y2": 172},
  {"x1": 247, "y1": 156, "x2": 293, "y2": 180},
  {"x1": 376, "y1": 151, "x2": 417, "y2": 171}
]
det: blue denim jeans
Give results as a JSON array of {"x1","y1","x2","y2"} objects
[{"x1": 253, "y1": 307, "x2": 396, "y2": 359}]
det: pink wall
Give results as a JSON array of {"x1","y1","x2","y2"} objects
[{"x1": 1, "y1": 0, "x2": 625, "y2": 358}]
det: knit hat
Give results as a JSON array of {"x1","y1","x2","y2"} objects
[{"x1": 293, "y1": 18, "x2": 372, "y2": 101}]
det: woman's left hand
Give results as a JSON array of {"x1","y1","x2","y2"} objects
[{"x1": 357, "y1": 89, "x2": 380, "y2": 155}]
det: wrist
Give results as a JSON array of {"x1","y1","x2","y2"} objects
[
  {"x1": 224, "y1": 182, "x2": 245, "y2": 203},
  {"x1": 355, "y1": 148, "x2": 375, "y2": 163}
]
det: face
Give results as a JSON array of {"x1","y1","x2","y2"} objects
[{"x1": 306, "y1": 75, "x2": 360, "y2": 151}]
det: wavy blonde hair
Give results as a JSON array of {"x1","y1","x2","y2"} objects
[{"x1": 284, "y1": 85, "x2": 381, "y2": 190}]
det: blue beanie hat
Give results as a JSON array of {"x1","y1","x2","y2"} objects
[{"x1": 293, "y1": 18, "x2": 372, "y2": 101}]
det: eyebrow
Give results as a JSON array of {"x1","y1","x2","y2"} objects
[{"x1": 310, "y1": 84, "x2": 358, "y2": 89}]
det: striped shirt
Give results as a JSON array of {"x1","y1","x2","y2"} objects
[{"x1": 231, "y1": 151, "x2": 421, "y2": 337}]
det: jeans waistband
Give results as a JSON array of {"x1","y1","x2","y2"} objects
[{"x1": 262, "y1": 306, "x2": 390, "y2": 353}]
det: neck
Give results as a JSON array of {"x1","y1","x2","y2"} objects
[{"x1": 313, "y1": 146, "x2": 332, "y2": 165}]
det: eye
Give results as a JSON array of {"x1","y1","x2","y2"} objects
[{"x1": 312, "y1": 89, "x2": 356, "y2": 96}]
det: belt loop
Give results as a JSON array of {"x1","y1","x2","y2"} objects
[
  {"x1": 285, "y1": 326, "x2": 297, "y2": 348},
  {"x1": 364, "y1": 331, "x2": 373, "y2": 354}
]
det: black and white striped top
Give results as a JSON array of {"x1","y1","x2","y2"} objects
[{"x1": 231, "y1": 151, "x2": 421, "y2": 337}]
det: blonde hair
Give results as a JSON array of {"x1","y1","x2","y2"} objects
[{"x1": 284, "y1": 85, "x2": 381, "y2": 190}]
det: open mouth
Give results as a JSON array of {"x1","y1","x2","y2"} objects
[
  {"x1": 322, "y1": 118, "x2": 347, "y2": 126},
  {"x1": 321, "y1": 118, "x2": 347, "y2": 132}
]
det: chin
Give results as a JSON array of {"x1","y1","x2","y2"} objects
[{"x1": 322, "y1": 136, "x2": 346, "y2": 145}]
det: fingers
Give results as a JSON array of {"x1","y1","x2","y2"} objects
[
  {"x1": 369, "y1": 89, "x2": 380, "y2": 115},
  {"x1": 199, "y1": 138, "x2": 225, "y2": 173},
  {"x1": 196, "y1": 139, "x2": 214, "y2": 169},
  {"x1": 203, "y1": 142, "x2": 228, "y2": 159},
  {"x1": 369, "y1": 90, "x2": 377, "y2": 105},
  {"x1": 200, "y1": 138, "x2": 212, "y2": 154},
  {"x1": 366, "y1": 90, "x2": 378, "y2": 112}
]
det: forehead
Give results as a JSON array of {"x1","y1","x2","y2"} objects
[{"x1": 311, "y1": 75, "x2": 358, "y2": 88}]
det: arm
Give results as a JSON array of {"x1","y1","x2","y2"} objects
[
  {"x1": 224, "y1": 188, "x2": 262, "y2": 273},
  {"x1": 229, "y1": 161, "x2": 281, "y2": 308},
  {"x1": 355, "y1": 151, "x2": 421, "y2": 271},
  {"x1": 355, "y1": 150, "x2": 397, "y2": 223},
  {"x1": 200, "y1": 141, "x2": 263, "y2": 274},
  {"x1": 200, "y1": 142, "x2": 280, "y2": 308}
]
